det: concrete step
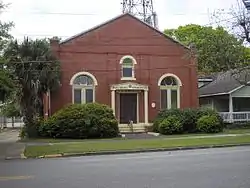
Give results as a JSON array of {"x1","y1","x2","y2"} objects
[
  {"x1": 119, "y1": 126, "x2": 146, "y2": 133},
  {"x1": 119, "y1": 124, "x2": 146, "y2": 128},
  {"x1": 119, "y1": 129, "x2": 145, "y2": 133}
]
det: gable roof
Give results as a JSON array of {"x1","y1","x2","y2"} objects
[
  {"x1": 60, "y1": 13, "x2": 190, "y2": 50},
  {"x1": 199, "y1": 70, "x2": 250, "y2": 97}
]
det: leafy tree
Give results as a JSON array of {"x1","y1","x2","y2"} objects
[
  {"x1": 0, "y1": 2, "x2": 14, "y2": 103},
  {"x1": 4, "y1": 38, "x2": 60, "y2": 137},
  {"x1": 0, "y1": 62, "x2": 14, "y2": 103},
  {"x1": 1, "y1": 101, "x2": 21, "y2": 127},
  {"x1": 210, "y1": 5, "x2": 250, "y2": 84},
  {"x1": 164, "y1": 24, "x2": 249, "y2": 74}
]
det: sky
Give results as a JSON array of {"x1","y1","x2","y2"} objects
[{"x1": 1, "y1": 0, "x2": 244, "y2": 40}]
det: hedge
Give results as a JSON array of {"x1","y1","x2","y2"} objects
[
  {"x1": 38, "y1": 103, "x2": 119, "y2": 139},
  {"x1": 153, "y1": 108, "x2": 224, "y2": 134},
  {"x1": 197, "y1": 115, "x2": 223, "y2": 133},
  {"x1": 159, "y1": 115, "x2": 183, "y2": 135}
]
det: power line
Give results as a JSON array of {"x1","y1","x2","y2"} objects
[{"x1": 2, "y1": 10, "x2": 231, "y2": 16}]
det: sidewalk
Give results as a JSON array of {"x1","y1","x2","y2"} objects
[
  {"x1": 0, "y1": 129, "x2": 25, "y2": 160},
  {"x1": 160, "y1": 133, "x2": 250, "y2": 140}
]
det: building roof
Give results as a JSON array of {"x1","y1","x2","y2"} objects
[
  {"x1": 199, "y1": 70, "x2": 250, "y2": 97},
  {"x1": 60, "y1": 13, "x2": 190, "y2": 50}
]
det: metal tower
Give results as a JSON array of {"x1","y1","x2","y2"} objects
[
  {"x1": 243, "y1": 0, "x2": 250, "y2": 10},
  {"x1": 121, "y1": 0, "x2": 158, "y2": 28}
]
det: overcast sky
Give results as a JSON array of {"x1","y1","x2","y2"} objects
[{"x1": 1, "y1": 0, "x2": 243, "y2": 40}]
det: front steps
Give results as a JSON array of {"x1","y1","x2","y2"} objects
[{"x1": 119, "y1": 124, "x2": 151, "y2": 133}]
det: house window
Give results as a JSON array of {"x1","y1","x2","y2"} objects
[
  {"x1": 70, "y1": 72, "x2": 98, "y2": 104},
  {"x1": 120, "y1": 56, "x2": 137, "y2": 80},
  {"x1": 159, "y1": 74, "x2": 182, "y2": 109}
]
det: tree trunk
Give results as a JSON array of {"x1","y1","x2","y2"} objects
[
  {"x1": 3, "y1": 116, "x2": 6, "y2": 128},
  {"x1": 11, "y1": 117, "x2": 14, "y2": 128}
]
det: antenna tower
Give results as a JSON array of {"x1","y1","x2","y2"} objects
[{"x1": 121, "y1": 0, "x2": 158, "y2": 28}]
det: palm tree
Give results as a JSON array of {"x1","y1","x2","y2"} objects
[{"x1": 4, "y1": 38, "x2": 60, "y2": 137}]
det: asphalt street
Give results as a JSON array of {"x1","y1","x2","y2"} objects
[{"x1": 0, "y1": 146, "x2": 250, "y2": 188}]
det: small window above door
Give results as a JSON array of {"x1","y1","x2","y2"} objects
[{"x1": 120, "y1": 55, "x2": 137, "y2": 80}]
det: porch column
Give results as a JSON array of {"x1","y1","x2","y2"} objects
[
  {"x1": 229, "y1": 94, "x2": 233, "y2": 123},
  {"x1": 111, "y1": 90, "x2": 116, "y2": 115},
  {"x1": 144, "y1": 90, "x2": 149, "y2": 124}
]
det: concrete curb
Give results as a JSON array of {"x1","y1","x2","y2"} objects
[{"x1": 28, "y1": 143, "x2": 250, "y2": 159}]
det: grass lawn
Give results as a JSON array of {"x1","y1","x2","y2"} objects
[
  {"x1": 24, "y1": 134, "x2": 250, "y2": 158},
  {"x1": 20, "y1": 128, "x2": 250, "y2": 144}
]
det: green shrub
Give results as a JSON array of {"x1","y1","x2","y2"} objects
[
  {"x1": 153, "y1": 109, "x2": 183, "y2": 132},
  {"x1": 159, "y1": 115, "x2": 183, "y2": 135},
  {"x1": 153, "y1": 108, "x2": 198, "y2": 133},
  {"x1": 153, "y1": 108, "x2": 224, "y2": 134},
  {"x1": 19, "y1": 127, "x2": 26, "y2": 139},
  {"x1": 39, "y1": 103, "x2": 119, "y2": 139},
  {"x1": 197, "y1": 108, "x2": 224, "y2": 128},
  {"x1": 182, "y1": 108, "x2": 198, "y2": 133},
  {"x1": 197, "y1": 115, "x2": 223, "y2": 133},
  {"x1": 21, "y1": 118, "x2": 44, "y2": 139}
]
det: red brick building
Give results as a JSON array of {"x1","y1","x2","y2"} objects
[{"x1": 45, "y1": 13, "x2": 198, "y2": 130}]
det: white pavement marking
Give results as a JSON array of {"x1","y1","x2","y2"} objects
[{"x1": 0, "y1": 176, "x2": 34, "y2": 181}]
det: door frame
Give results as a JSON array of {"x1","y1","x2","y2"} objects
[{"x1": 119, "y1": 91, "x2": 139, "y2": 124}]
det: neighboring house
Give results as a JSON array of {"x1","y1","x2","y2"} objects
[
  {"x1": 199, "y1": 70, "x2": 250, "y2": 123},
  {"x1": 44, "y1": 13, "x2": 198, "y2": 132}
]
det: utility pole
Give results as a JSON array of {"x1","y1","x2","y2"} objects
[{"x1": 121, "y1": 0, "x2": 158, "y2": 29}]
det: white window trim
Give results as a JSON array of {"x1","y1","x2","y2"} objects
[
  {"x1": 160, "y1": 88, "x2": 180, "y2": 109},
  {"x1": 158, "y1": 73, "x2": 182, "y2": 109},
  {"x1": 120, "y1": 55, "x2": 137, "y2": 80},
  {"x1": 72, "y1": 87, "x2": 95, "y2": 104},
  {"x1": 158, "y1": 73, "x2": 182, "y2": 86},
  {"x1": 70, "y1": 72, "x2": 97, "y2": 104},
  {"x1": 70, "y1": 71, "x2": 98, "y2": 86}
]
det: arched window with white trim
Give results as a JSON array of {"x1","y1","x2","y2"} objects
[
  {"x1": 120, "y1": 55, "x2": 137, "y2": 80},
  {"x1": 158, "y1": 74, "x2": 182, "y2": 109},
  {"x1": 70, "y1": 72, "x2": 98, "y2": 104}
]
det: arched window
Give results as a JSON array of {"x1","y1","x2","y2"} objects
[
  {"x1": 158, "y1": 74, "x2": 182, "y2": 109},
  {"x1": 120, "y1": 55, "x2": 137, "y2": 80},
  {"x1": 70, "y1": 72, "x2": 97, "y2": 104}
]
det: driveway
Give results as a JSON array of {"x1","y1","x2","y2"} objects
[{"x1": 0, "y1": 129, "x2": 24, "y2": 160}]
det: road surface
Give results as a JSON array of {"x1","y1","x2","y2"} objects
[{"x1": 0, "y1": 146, "x2": 250, "y2": 188}]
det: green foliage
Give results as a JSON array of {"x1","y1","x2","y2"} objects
[
  {"x1": 19, "y1": 117, "x2": 43, "y2": 139},
  {"x1": 19, "y1": 127, "x2": 26, "y2": 139},
  {"x1": 159, "y1": 115, "x2": 183, "y2": 135},
  {"x1": 4, "y1": 38, "x2": 60, "y2": 138},
  {"x1": 0, "y1": 65, "x2": 14, "y2": 102},
  {"x1": 0, "y1": 2, "x2": 14, "y2": 51},
  {"x1": 0, "y1": 2, "x2": 14, "y2": 102},
  {"x1": 197, "y1": 108, "x2": 224, "y2": 127},
  {"x1": 164, "y1": 24, "x2": 248, "y2": 74},
  {"x1": 39, "y1": 103, "x2": 119, "y2": 139},
  {"x1": 182, "y1": 108, "x2": 198, "y2": 133},
  {"x1": 197, "y1": 115, "x2": 223, "y2": 133},
  {"x1": 1, "y1": 102, "x2": 20, "y2": 117},
  {"x1": 153, "y1": 109, "x2": 182, "y2": 132},
  {"x1": 153, "y1": 108, "x2": 224, "y2": 134}
]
